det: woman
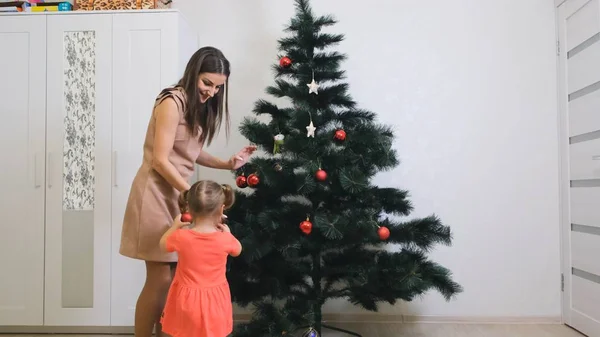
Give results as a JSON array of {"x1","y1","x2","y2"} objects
[{"x1": 119, "y1": 46, "x2": 256, "y2": 337}]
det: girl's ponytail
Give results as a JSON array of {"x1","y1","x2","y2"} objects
[
  {"x1": 178, "y1": 189, "x2": 189, "y2": 214},
  {"x1": 222, "y1": 184, "x2": 235, "y2": 210}
]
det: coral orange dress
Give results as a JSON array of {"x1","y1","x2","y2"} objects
[{"x1": 161, "y1": 229, "x2": 241, "y2": 337}]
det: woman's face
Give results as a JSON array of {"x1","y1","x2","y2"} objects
[{"x1": 198, "y1": 72, "x2": 227, "y2": 103}]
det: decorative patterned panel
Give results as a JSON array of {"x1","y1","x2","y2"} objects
[{"x1": 62, "y1": 31, "x2": 96, "y2": 211}]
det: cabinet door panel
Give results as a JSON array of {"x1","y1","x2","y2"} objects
[
  {"x1": 111, "y1": 12, "x2": 179, "y2": 326},
  {"x1": 0, "y1": 15, "x2": 46, "y2": 327},
  {"x1": 45, "y1": 14, "x2": 112, "y2": 326}
]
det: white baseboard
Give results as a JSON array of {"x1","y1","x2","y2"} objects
[
  {"x1": 0, "y1": 315, "x2": 563, "y2": 334},
  {"x1": 0, "y1": 326, "x2": 135, "y2": 334},
  {"x1": 402, "y1": 315, "x2": 562, "y2": 324},
  {"x1": 234, "y1": 313, "x2": 562, "y2": 324}
]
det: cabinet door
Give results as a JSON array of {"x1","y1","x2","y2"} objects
[
  {"x1": 111, "y1": 12, "x2": 180, "y2": 326},
  {"x1": 45, "y1": 14, "x2": 112, "y2": 326},
  {"x1": 0, "y1": 15, "x2": 46, "y2": 327}
]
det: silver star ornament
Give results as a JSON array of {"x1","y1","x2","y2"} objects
[
  {"x1": 307, "y1": 79, "x2": 319, "y2": 95},
  {"x1": 306, "y1": 121, "x2": 316, "y2": 138}
]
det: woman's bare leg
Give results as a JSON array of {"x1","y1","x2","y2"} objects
[{"x1": 134, "y1": 261, "x2": 173, "y2": 337}]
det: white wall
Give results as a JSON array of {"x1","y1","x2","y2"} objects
[{"x1": 173, "y1": 0, "x2": 561, "y2": 320}]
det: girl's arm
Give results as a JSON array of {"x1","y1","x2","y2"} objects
[
  {"x1": 152, "y1": 98, "x2": 191, "y2": 192},
  {"x1": 229, "y1": 238, "x2": 242, "y2": 257},
  {"x1": 159, "y1": 215, "x2": 189, "y2": 253},
  {"x1": 216, "y1": 223, "x2": 242, "y2": 257}
]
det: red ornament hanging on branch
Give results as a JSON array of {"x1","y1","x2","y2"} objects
[
  {"x1": 378, "y1": 226, "x2": 390, "y2": 240},
  {"x1": 300, "y1": 217, "x2": 313, "y2": 235},
  {"x1": 279, "y1": 56, "x2": 292, "y2": 68},
  {"x1": 236, "y1": 174, "x2": 248, "y2": 188},
  {"x1": 247, "y1": 173, "x2": 260, "y2": 187},
  {"x1": 334, "y1": 129, "x2": 346, "y2": 141},
  {"x1": 315, "y1": 169, "x2": 327, "y2": 182}
]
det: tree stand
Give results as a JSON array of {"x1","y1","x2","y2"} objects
[
  {"x1": 321, "y1": 324, "x2": 362, "y2": 337},
  {"x1": 298, "y1": 324, "x2": 362, "y2": 337}
]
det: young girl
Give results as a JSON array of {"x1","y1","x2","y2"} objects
[{"x1": 159, "y1": 180, "x2": 242, "y2": 337}]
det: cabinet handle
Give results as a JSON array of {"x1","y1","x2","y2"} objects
[
  {"x1": 47, "y1": 152, "x2": 53, "y2": 188},
  {"x1": 112, "y1": 150, "x2": 118, "y2": 187},
  {"x1": 34, "y1": 152, "x2": 42, "y2": 188},
  {"x1": 593, "y1": 155, "x2": 600, "y2": 161}
]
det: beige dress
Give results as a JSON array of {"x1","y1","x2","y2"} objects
[{"x1": 120, "y1": 87, "x2": 203, "y2": 262}]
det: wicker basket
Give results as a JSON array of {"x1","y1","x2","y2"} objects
[
  {"x1": 155, "y1": 0, "x2": 172, "y2": 9},
  {"x1": 75, "y1": 0, "x2": 158, "y2": 10}
]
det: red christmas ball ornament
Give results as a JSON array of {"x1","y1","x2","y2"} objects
[
  {"x1": 334, "y1": 129, "x2": 346, "y2": 141},
  {"x1": 378, "y1": 226, "x2": 390, "y2": 240},
  {"x1": 279, "y1": 56, "x2": 292, "y2": 68},
  {"x1": 181, "y1": 212, "x2": 192, "y2": 223},
  {"x1": 247, "y1": 173, "x2": 260, "y2": 187},
  {"x1": 315, "y1": 169, "x2": 327, "y2": 182},
  {"x1": 236, "y1": 175, "x2": 248, "y2": 188},
  {"x1": 300, "y1": 218, "x2": 313, "y2": 235}
]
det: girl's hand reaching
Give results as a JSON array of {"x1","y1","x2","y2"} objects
[
  {"x1": 160, "y1": 214, "x2": 190, "y2": 253},
  {"x1": 173, "y1": 214, "x2": 191, "y2": 228},
  {"x1": 216, "y1": 223, "x2": 230, "y2": 233}
]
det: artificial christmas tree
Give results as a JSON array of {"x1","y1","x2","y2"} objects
[{"x1": 226, "y1": 0, "x2": 462, "y2": 336}]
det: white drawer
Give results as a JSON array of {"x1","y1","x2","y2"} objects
[
  {"x1": 569, "y1": 41, "x2": 600, "y2": 95},
  {"x1": 570, "y1": 138, "x2": 600, "y2": 180},
  {"x1": 571, "y1": 186, "x2": 600, "y2": 226},
  {"x1": 570, "y1": 88, "x2": 600, "y2": 137}
]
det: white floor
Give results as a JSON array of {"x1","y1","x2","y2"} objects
[
  {"x1": 326, "y1": 323, "x2": 584, "y2": 336},
  {"x1": 0, "y1": 323, "x2": 584, "y2": 337}
]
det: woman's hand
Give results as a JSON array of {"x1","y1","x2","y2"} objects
[
  {"x1": 229, "y1": 145, "x2": 257, "y2": 170},
  {"x1": 172, "y1": 214, "x2": 191, "y2": 229},
  {"x1": 216, "y1": 223, "x2": 231, "y2": 233}
]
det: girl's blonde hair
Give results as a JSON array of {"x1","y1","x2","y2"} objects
[{"x1": 178, "y1": 180, "x2": 235, "y2": 216}]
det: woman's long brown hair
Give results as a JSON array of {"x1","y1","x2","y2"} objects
[{"x1": 177, "y1": 46, "x2": 230, "y2": 146}]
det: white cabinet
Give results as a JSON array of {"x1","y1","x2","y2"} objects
[
  {"x1": 0, "y1": 10, "x2": 196, "y2": 328},
  {"x1": 111, "y1": 12, "x2": 197, "y2": 326},
  {"x1": 0, "y1": 15, "x2": 46, "y2": 327}
]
